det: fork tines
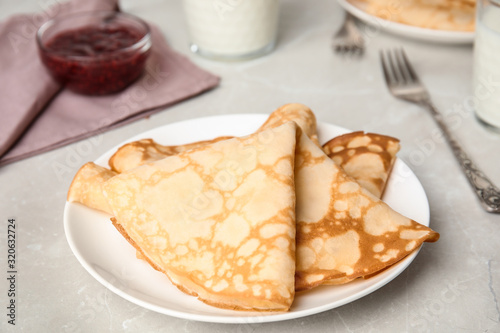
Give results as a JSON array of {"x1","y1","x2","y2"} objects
[
  {"x1": 333, "y1": 13, "x2": 365, "y2": 57},
  {"x1": 334, "y1": 42, "x2": 364, "y2": 55},
  {"x1": 380, "y1": 49, "x2": 420, "y2": 86},
  {"x1": 379, "y1": 48, "x2": 430, "y2": 103}
]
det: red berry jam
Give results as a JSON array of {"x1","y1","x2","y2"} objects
[{"x1": 38, "y1": 17, "x2": 151, "y2": 95}]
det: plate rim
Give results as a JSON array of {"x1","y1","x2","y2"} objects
[
  {"x1": 63, "y1": 113, "x2": 431, "y2": 324},
  {"x1": 337, "y1": 0, "x2": 474, "y2": 44}
]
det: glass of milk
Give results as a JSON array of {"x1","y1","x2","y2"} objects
[
  {"x1": 473, "y1": 0, "x2": 500, "y2": 129},
  {"x1": 183, "y1": 0, "x2": 280, "y2": 60}
]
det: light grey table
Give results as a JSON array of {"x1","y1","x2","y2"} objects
[{"x1": 1, "y1": 0, "x2": 499, "y2": 332}]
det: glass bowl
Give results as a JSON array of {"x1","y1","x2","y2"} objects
[{"x1": 37, "y1": 11, "x2": 152, "y2": 95}]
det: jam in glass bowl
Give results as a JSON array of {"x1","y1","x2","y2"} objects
[{"x1": 37, "y1": 11, "x2": 152, "y2": 95}]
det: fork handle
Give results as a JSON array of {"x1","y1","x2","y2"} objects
[{"x1": 423, "y1": 101, "x2": 500, "y2": 213}]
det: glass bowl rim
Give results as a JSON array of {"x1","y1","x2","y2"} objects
[{"x1": 36, "y1": 10, "x2": 152, "y2": 61}]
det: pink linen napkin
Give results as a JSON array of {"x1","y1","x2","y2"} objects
[{"x1": 0, "y1": 0, "x2": 220, "y2": 167}]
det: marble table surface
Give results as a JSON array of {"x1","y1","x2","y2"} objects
[{"x1": 1, "y1": 0, "x2": 499, "y2": 332}]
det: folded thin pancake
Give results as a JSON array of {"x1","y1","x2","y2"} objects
[
  {"x1": 322, "y1": 131, "x2": 400, "y2": 198},
  {"x1": 108, "y1": 103, "x2": 319, "y2": 173},
  {"x1": 103, "y1": 122, "x2": 298, "y2": 311},
  {"x1": 294, "y1": 130, "x2": 439, "y2": 291},
  {"x1": 67, "y1": 162, "x2": 116, "y2": 215}
]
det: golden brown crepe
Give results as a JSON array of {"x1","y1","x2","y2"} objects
[
  {"x1": 294, "y1": 130, "x2": 439, "y2": 291},
  {"x1": 109, "y1": 136, "x2": 233, "y2": 173},
  {"x1": 102, "y1": 122, "x2": 298, "y2": 311},
  {"x1": 350, "y1": 0, "x2": 475, "y2": 32},
  {"x1": 67, "y1": 162, "x2": 116, "y2": 214},
  {"x1": 322, "y1": 131, "x2": 400, "y2": 198},
  {"x1": 108, "y1": 103, "x2": 319, "y2": 173}
]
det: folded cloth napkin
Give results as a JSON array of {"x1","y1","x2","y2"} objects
[{"x1": 0, "y1": 0, "x2": 220, "y2": 167}]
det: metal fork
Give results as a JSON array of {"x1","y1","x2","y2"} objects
[
  {"x1": 332, "y1": 12, "x2": 364, "y2": 56},
  {"x1": 380, "y1": 48, "x2": 500, "y2": 213}
]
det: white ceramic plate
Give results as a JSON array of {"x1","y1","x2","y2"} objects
[
  {"x1": 337, "y1": 0, "x2": 474, "y2": 44},
  {"x1": 64, "y1": 114, "x2": 430, "y2": 324}
]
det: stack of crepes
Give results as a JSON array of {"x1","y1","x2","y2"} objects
[
  {"x1": 67, "y1": 103, "x2": 439, "y2": 312},
  {"x1": 349, "y1": 0, "x2": 475, "y2": 31}
]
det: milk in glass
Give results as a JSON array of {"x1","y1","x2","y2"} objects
[
  {"x1": 473, "y1": 0, "x2": 500, "y2": 129},
  {"x1": 183, "y1": 0, "x2": 279, "y2": 60}
]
